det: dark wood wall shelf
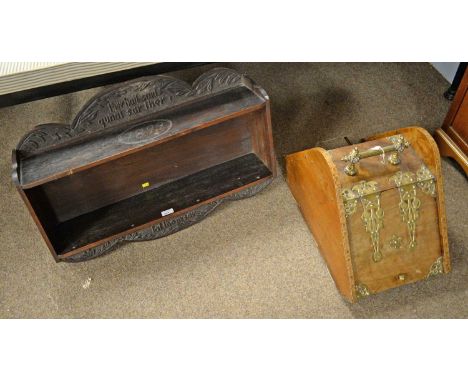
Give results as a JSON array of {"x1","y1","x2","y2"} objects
[{"x1": 12, "y1": 68, "x2": 277, "y2": 262}]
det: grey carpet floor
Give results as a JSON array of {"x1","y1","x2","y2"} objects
[{"x1": 0, "y1": 63, "x2": 466, "y2": 318}]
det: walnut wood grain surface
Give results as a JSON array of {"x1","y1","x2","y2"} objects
[
  {"x1": 286, "y1": 126, "x2": 449, "y2": 302},
  {"x1": 286, "y1": 148, "x2": 355, "y2": 301},
  {"x1": 367, "y1": 126, "x2": 451, "y2": 274}
]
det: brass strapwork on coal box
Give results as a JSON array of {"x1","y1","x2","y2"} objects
[
  {"x1": 352, "y1": 181, "x2": 384, "y2": 262},
  {"x1": 341, "y1": 135, "x2": 410, "y2": 176},
  {"x1": 390, "y1": 171, "x2": 421, "y2": 250}
]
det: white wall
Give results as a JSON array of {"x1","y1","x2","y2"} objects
[{"x1": 431, "y1": 62, "x2": 460, "y2": 83}]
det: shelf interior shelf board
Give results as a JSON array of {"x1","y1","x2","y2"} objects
[{"x1": 53, "y1": 153, "x2": 271, "y2": 256}]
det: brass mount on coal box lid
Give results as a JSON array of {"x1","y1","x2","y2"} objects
[{"x1": 341, "y1": 135, "x2": 410, "y2": 176}]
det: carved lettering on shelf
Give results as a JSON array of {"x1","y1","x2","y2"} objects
[
  {"x1": 17, "y1": 68, "x2": 244, "y2": 155},
  {"x1": 73, "y1": 68, "x2": 242, "y2": 134}
]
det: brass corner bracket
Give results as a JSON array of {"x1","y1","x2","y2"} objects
[
  {"x1": 355, "y1": 283, "x2": 371, "y2": 299},
  {"x1": 427, "y1": 256, "x2": 444, "y2": 278}
]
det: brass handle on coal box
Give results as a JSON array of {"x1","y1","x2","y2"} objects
[{"x1": 341, "y1": 135, "x2": 410, "y2": 176}]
